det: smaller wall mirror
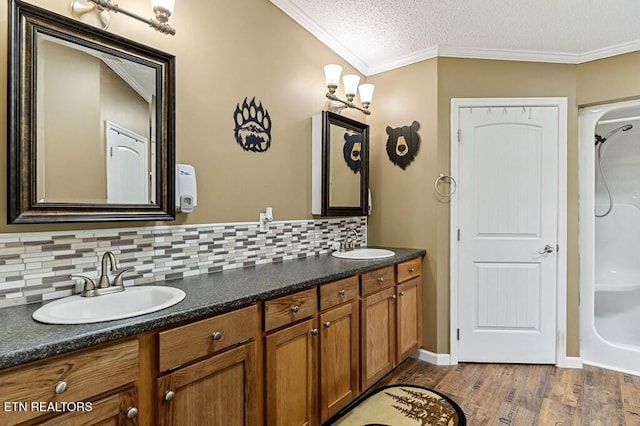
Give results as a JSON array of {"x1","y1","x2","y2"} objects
[
  {"x1": 312, "y1": 111, "x2": 369, "y2": 216},
  {"x1": 8, "y1": 0, "x2": 175, "y2": 223}
]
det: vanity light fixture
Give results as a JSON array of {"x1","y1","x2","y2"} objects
[
  {"x1": 324, "y1": 64, "x2": 374, "y2": 116},
  {"x1": 71, "y1": 0, "x2": 176, "y2": 35}
]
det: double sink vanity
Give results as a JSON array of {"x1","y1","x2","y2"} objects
[
  {"x1": 0, "y1": 248, "x2": 425, "y2": 425},
  {"x1": 2, "y1": 3, "x2": 425, "y2": 425}
]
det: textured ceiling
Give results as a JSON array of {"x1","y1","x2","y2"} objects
[{"x1": 271, "y1": 0, "x2": 640, "y2": 75}]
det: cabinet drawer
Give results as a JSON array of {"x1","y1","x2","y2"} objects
[
  {"x1": 397, "y1": 257, "x2": 422, "y2": 283},
  {"x1": 159, "y1": 304, "x2": 259, "y2": 372},
  {"x1": 0, "y1": 339, "x2": 138, "y2": 425},
  {"x1": 37, "y1": 387, "x2": 138, "y2": 426},
  {"x1": 264, "y1": 288, "x2": 318, "y2": 332},
  {"x1": 320, "y1": 276, "x2": 359, "y2": 310},
  {"x1": 360, "y1": 266, "x2": 395, "y2": 296}
]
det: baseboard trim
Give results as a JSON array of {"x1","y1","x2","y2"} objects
[
  {"x1": 413, "y1": 350, "x2": 582, "y2": 369},
  {"x1": 556, "y1": 356, "x2": 583, "y2": 369},
  {"x1": 413, "y1": 349, "x2": 452, "y2": 365}
]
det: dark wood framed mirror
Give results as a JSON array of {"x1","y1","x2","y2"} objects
[
  {"x1": 312, "y1": 111, "x2": 369, "y2": 217},
  {"x1": 8, "y1": 0, "x2": 175, "y2": 223}
]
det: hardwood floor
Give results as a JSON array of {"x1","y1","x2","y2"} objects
[{"x1": 375, "y1": 358, "x2": 640, "y2": 425}]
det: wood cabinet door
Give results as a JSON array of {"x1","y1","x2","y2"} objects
[
  {"x1": 360, "y1": 286, "x2": 396, "y2": 391},
  {"x1": 396, "y1": 277, "x2": 422, "y2": 362},
  {"x1": 319, "y1": 302, "x2": 359, "y2": 423},
  {"x1": 265, "y1": 317, "x2": 319, "y2": 426},
  {"x1": 37, "y1": 387, "x2": 138, "y2": 426},
  {"x1": 157, "y1": 342, "x2": 257, "y2": 426}
]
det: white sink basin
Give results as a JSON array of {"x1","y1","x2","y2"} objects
[
  {"x1": 332, "y1": 248, "x2": 395, "y2": 260},
  {"x1": 32, "y1": 286, "x2": 186, "y2": 324}
]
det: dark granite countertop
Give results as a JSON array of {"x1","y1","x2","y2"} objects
[{"x1": 0, "y1": 247, "x2": 425, "y2": 370}]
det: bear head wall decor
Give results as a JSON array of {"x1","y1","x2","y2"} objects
[
  {"x1": 343, "y1": 132, "x2": 362, "y2": 173},
  {"x1": 233, "y1": 97, "x2": 272, "y2": 153},
  {"x1": 385, "y1": 121, "x2": 421, "y2": 169}
]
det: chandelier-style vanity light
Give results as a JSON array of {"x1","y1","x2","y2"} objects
[
  {"x1": 71, "y1": 0, "x2": 176, "y2": 35},
  {"x1": 324, "y1": 64, "x2": 374, "y2": 115}
]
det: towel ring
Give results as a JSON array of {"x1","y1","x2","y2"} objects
[{"x1": 434, "y1": 173, "x2": 457, "y2": 197}]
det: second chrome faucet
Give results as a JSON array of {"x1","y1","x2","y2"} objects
[{"x1": 71, "y1": 251, "x2": 133, "y2": 297}]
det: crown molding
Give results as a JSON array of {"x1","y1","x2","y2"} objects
[
  {"x1": 269, "y1": 0, "x2": 369, "y2": 74},
  {"x1": 577, "y1": 39, "x2": 640, "y2": 63},
  {"x1": 271, "y1": 0, "x2": 640, "y2": 75},
  {"x1": 365, "y1": 45, "x2": 439, "y2": 76},
  {"x1": 437, "y1": 46, "x2": 580, "y2": 64}
]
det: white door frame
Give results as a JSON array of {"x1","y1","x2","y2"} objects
[{"x1": 449, "y1": 97, "x2": 571, "y2": 367}]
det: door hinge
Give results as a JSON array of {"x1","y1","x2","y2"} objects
[
  {"x1": 110, "y1": 147, "x2": 113, "y2": 158},
  {"x1": 457, "y1": 129, "x2": 461, "y2": 142},
  {"x1": 457, "y1": 328, "x2": 460, "y2": 341},
  {"x1": 457, "y1": 229, "x2": 461, "y2": 241}
]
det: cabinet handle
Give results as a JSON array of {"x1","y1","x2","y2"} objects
[
  {"x1": 324, "y1": 321, "x2": 332, "y2": 328},
  {"x1": 409, "y1": 267, "x2": 415, "y2": 273},
  {"x1": 399, "y1": 291, "x2": 405, "y2": 296},
  {"x1": 212, "y1": 331, "x2": 223, "y2": 341},
  {"x1": 54, "y1": 381, "x2": 68, "y2": 394},
  {"x1": 377, "y1": 277, "x2": 385, "y2": 282},
  {"x1": 126, "y1": 407, "x2": 139, "y2": 419},
  {"x1": 163, "y1": 390, "x2": 175, "y2": 401},
  {"x1": 390, "y1": 294, "x2": 397, "y2": 300},
  {"x1": 310, "y1": 328, "x2": 319, "y2": 336},
  {"x1": 291, "y1": 305, "x2": 300, "y2": 313},
  {"x1": 338, "y1": 289, "x2": 346, "y2": 296}
]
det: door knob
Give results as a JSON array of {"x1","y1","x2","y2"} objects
[{"x1": 538, "y1": 244, "x2": 555, "y2": 254}]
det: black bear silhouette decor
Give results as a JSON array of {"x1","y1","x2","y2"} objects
[
  {"x1": 343, "y1": 132, "x2": 362, "y2": 173},
  {"x1": 386, "y1": 121, "x2": 420, "y2": 169},
  {"x1": 233, "y1": 97, "x2": 272, "y2": 152}
]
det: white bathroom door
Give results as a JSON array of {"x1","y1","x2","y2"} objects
[
  {"x1": 455, "y1": 104, "x2": 560, "y2": 363},
  {"x1": 106, "y1": 122, "x2": 149, "y2": 204}
]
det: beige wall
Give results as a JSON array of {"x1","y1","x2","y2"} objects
[
  {"x1": 368, "y1": 54, "x2": 640, "y2": 356},
  {"x1": 368, "y1": 58, "x2": 580, "y2": 355},
  {"x1": 437, "y1": 58, "x2": 580, "y2": 355},
  {"x1": 0, "y1": 0, "x2": 363, "y2": 232},
  {"x1": 36, "y1": 41, "x2": 150, "y2": 203},
  {"x1": 367, "y1": 59, "x2": 439, "y2": 351},
  {"x1": 40, "y1": 40, "x2": 103, "y2": 202},
  {"x1": 577, "y1": 51, "x2": 640, "y2": 106}
]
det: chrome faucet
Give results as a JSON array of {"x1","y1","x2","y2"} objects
[
  {"x1": 71, "y1": 251, "x2": 133, "y2": 297},
  {"x1": 98, "y1": 251, "x2": 117, "y2": 289},
  {"x1": 339, "y1": 228, "x2": 359, "y2": 252}
]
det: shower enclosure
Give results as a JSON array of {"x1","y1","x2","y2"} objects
[{"x1": 579, "y1": 99, "x2": 640, "y2": 376}]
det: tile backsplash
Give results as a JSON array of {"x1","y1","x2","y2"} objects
[{"x1": 0, "y1": 217, "x2": 366, "y2": 308}]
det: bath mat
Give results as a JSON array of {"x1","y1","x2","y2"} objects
[{"x1": 327, "y1": 384, "x2": 466, "y2": 426}]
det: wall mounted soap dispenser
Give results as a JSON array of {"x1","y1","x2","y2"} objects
[{"x1": 176, "y1": 164, "x2": 197, "y2": 213}]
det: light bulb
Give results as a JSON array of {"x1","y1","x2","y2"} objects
[
  {"x1": 342, "y1": 75, "x2": 360, "y2": 101},
  {"x1": 324, "y1": 64, "x2": 342, "y2": 92},
  {"x1": 358, "y1": 83, "x2": 375, "y2": 108}
]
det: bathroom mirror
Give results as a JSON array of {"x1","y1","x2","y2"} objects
[
  {"x1": 312, "y1": 111, "x2": 369, "y2": 216},
  {"x1": 8, "y1": 0, "x2": 175, "y2": 223}
]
